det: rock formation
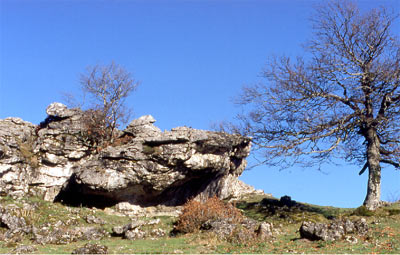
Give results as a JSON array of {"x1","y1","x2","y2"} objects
[
  {"x1": 299, "y1": 218, "x2": 368, "y2": 242},
  {"x1": 0, "y1": 103, "x2": 259, "y2": 209}
]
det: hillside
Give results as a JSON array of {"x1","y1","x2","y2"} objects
[
  {"x1": 1, "y1": 103, "x2": 400, "y2": 253},
  {"x1": 0, "y1": 193, "x2": 399, "y2": 253}
]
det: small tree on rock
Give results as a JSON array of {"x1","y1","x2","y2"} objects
[
  {"x1": 79, "y1": 61, "x2": 139, "y2": 142},
  {"x1": 233, "y1": 0, "x2": 400, "y2": 210}
]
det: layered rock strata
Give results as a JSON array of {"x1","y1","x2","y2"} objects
[{"x1": 0, "y1": 103, "x2": 257, "y2": 208}]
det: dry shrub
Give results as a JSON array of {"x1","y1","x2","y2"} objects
[
  {"x1": 174, "y1": 196, "x2": 243, "y2": 234},
  {"x1": 17, "y1": 136, "x2": 39, "y2": 169},
  {"x1": 80, "y1": 110, "x2": 133, "y2": 150},
  {"x1": 226, "y1": 225, "x2": 258, "y2": 245},
  {"x1": 80, "y1": 109, "x2": 110, "y2": 148},
  {"x1": 111, "y1": 134, "x2": 133, "y2": 147}
]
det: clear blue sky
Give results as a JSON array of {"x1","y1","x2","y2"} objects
[{"x1": 1, "y1": 0, "x2": 399, "y2": 207}]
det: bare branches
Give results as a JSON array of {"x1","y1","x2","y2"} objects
[
  {"x1": 380, "y1": 159, "x2": 400, "y2": 169},
  {"x1": 79, "y1": 61, "x2": 139, "y2": 142},
  {"x1": 232, "y1": 0, "x2": 399, "y2": 172}
]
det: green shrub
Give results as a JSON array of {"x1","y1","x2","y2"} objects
[
  {"x1": 387, "y1": 209, "x2": 400, "y2": 216},
  {"x1": 352, "y1": 206, "x2": 374, "y2": 216}
]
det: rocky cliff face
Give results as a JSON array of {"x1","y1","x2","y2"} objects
[{"x1": 0, "y1": 103, "x2": 259, "y2": 208}]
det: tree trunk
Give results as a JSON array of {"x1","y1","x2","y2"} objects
[{"x1": 363, "y1": 128, "x2": 382, "y2": 210}]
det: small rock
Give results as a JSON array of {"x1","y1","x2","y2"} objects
[
  {"x1": 354, "y1": 218, "x2": 368, "y2": 236},
  {"x1": 151, "y1": 228, "x2": 166, "y2": 237},
  {"x1": 78, "y1": 226, "x2": 108, "y2": 240},
  {"x1": 115, "y1": 202, "x2": 144, "y2": 214},
  {"x1": 124, "y1": 228, "x2": 146, "y2": 240},
  {"x1": 112, "y1": 226, "x2": 125, "y2": 236},
  {"x1": 54, "y1": 220, "x2": 64, "y2": 228},
  {"x1": 147, "y1": 218, "x2": 161, "y2": 225},
  {"x1": 85, "y1": 215, "x2": 106, "y2": 225},
  {"x1": 201, "y1": 219, "x2": 236, "y2": 237},
  {"x1": 12, "y1": 245, "x2": 37, "y2": 254},
  {"x1": 0, "y1": 208, "x2": 27, "y2": 231},
  {"x1": 72, "y1": 243, "x2": 108, "y2": 254},
  {"x1": 123, "y1": 220, "x2": 147, "y2": 232},
  {"x1": 256, "y1": 222, "x2": 273, "y2": 239},
  {"x1": 345, "y1": 235, "x2": 358, "y2": 244}
]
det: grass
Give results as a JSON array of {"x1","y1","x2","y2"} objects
[{"x1": 1, "y1": 194, "x2": 400, "y2": 253}]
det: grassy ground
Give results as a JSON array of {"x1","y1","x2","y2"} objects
[{"x1": 1, "y1": 194, "x2": 399, "y2": 254}]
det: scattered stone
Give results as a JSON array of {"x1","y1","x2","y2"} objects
[
  {"x1": 103, "y1": 208, "x2": 124, "y2": 217},
  {"x1": 85, "y1": 215, "x2": 106, "y2": 225},
  {"x1": 256, "y1": 222, "x2": 273, "y2": 239},
  {"x1": 33, "y1": 228, "x2": 77, "y2": 245},
  {"x1": 115, "y1": 202, "x2": 144, "y2": 215},
  {"x1": 150, "y1": 228, "x2": 166, "y2": 238},
  {"x1": 300, "y1": 218, "x2": 368, "y2": 241},
  {"x1": 0, "y1": 206, "x2": 31, "y2": 241},
  {"x1": 201, "y1": 219, "x2": 237, "y2": 237},
  {"x1": 201, "y1": 217, "x2": 273, "y2": 242},
  {"x1": 33, "y1": 226, "x2": 108, "y2": 245},
  {"x1": 112, "y1": 218, "x2": 165, "y2": 240},
  {"x1": 72, "y1": 243, "x2": 108, "y2": 254},
  {"x1": 12, "y1": 245, "x2": 37, "y2": 254},
  {"x1": 345, "y1": 235, "x2": 358, "y2": 244},
  {"x1": 147, "y1": 218, "x2": 161, "y2": 225},
  {"x1": 0, "y1": 211, "x2": 27, "y2": 232},
  {"x1": 124, "y1": 228, "x2": 146, "y2": 240},
  {"x1": 78, "y1": 226, "x2": 109, "y2": 241},
  {"x1": 123, "y1": 220, "x2": 147, "y2": 232},
  {"x1": 112, "y1": 226, "x2": 125, "y2": 236}
]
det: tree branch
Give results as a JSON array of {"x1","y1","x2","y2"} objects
[
  {"x1": 359, "y1": 162, "x2": 368, "y2": 175},
  {"x1": 381, "y1": 159, "x2": 400, "y2": 169}
]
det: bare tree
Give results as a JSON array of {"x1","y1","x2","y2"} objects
[
  {"x1": 234, "y1": 1, "x2": 399, "y2": 210},
  {"x1": 80, "y1": 61, "x2": 139, "y2": 142}
]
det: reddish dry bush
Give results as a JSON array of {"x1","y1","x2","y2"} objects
[
  {"x1": 174, "y1": 196, "x2": 243, "y2": 234},
  {"x1": 111, "y1": 134, "x2": 134, "y2": 147},
  {"x1": 80, "y1": 109, "x2": 111, "y2": 147}
]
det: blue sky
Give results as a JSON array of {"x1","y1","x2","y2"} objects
[{"x1": 1, "y1": 0, "x2": 399, "y2": 207}]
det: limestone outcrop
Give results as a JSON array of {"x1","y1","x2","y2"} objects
[
  {"x1": 0, "y1": 103, "x2": 258, "y2": 208},
  {"x1": 300, "y1": 218, "x2": 369, "y2": 242}
]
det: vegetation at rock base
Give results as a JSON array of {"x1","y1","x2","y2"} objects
[{"x1": 1, "y1": 194, "x2": 400, "y2": 254}]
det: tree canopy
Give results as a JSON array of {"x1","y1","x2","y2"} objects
[{"x1": 234, "y1": 0, "x2": 400, "y2": 210}]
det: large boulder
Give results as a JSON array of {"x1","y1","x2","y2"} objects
[
  {"x1": 0, "y1": 103, "x2": 258, "y2": 209},
  {"x1": 57, "y1": 118, "x2": 253, "y2": 207}
]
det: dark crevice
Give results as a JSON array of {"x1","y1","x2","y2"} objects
[
  {"x1": 0, "y1": 168, "x2": 12, "y2": 179},
  {"x1": 41, "y1": 159, "x2": 59, "y2": 167},
  {"x1": 143, "y1": 138, "x2": 188, "y2": 146},
  {"x1": 54, "y1": 170, "x2": 221, "y2": 209},
  {"x1": 54, "y1": 174, "x2": 119, "y2": 209},
  {"x1": 36, "y1": 115, "x2": 68, "y2": 134}
]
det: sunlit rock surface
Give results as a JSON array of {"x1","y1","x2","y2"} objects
[{"x1": 0, "y1": 102, "x2": 260, "y2": 208}]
